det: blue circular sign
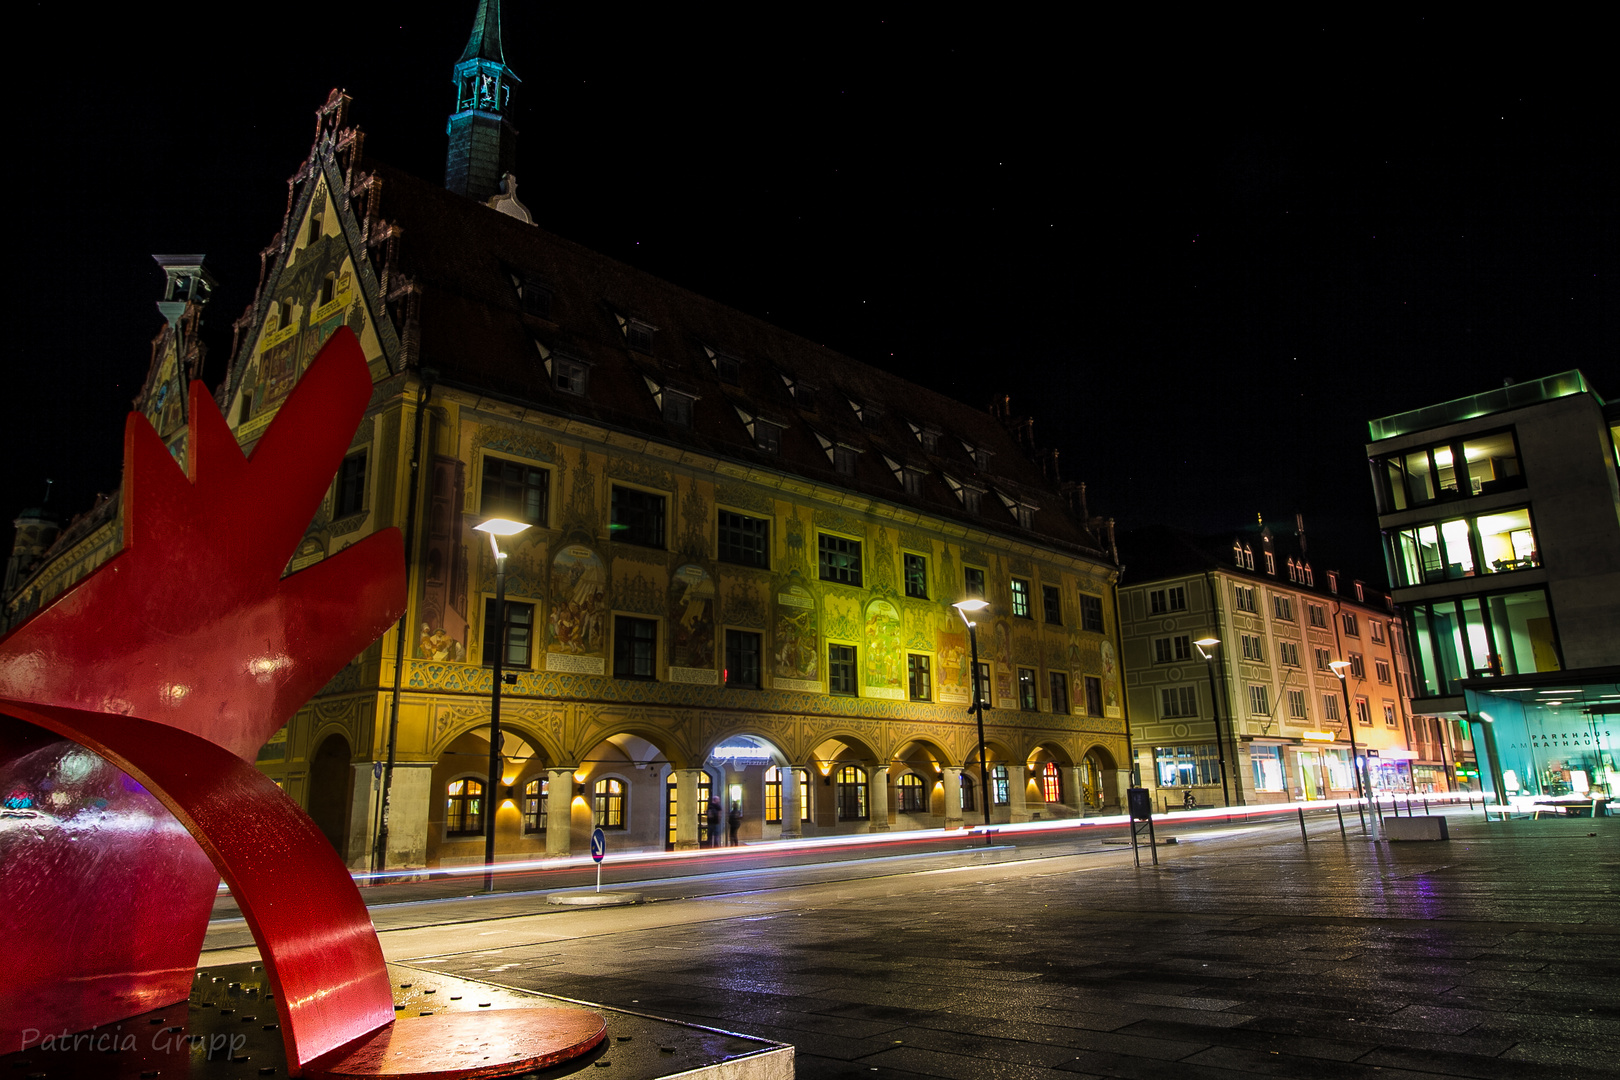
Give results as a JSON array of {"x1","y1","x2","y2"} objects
[{"x1": 590, "y1": 827, "x2": 606, "y2": 863}]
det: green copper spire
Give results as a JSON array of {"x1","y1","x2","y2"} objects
[{"x1": 445, "y1": 0, "x2": 520, "y2": 201}]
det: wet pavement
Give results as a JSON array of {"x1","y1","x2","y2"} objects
[{"x1": 371, "y1": 810, "x2": 1618, "y2": 1079}]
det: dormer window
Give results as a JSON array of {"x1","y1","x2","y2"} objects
[
  {"x1": 834, "y1": 445, "x2": 858, "y2": 476},
  {"x1": 705, "y1": 346, "x2": 743, "y2": 385},
  {"x1": 1327, "y1": 572, "x2": 1339, "y2": 593},
  {"x1": 1243, "y1": 545, "x2": 1254, "y2": 570},
  {"x1": 513, "y1": 273, "x2": 554, "y2": 318},
  {"x1": 1303, "y1": 563, "x2": 1313, "y2": 586},
  {"x1": 734, "y1": 406, "x2": 783, "y2": 454},
  {"x1": 644, "y1": 375, "x2": 695, "y2": 426},
  {"x1": 1354, "y1": 581, "x2": 1365, "y2": 601},
  {"x1": 619, "y1": 314, "x2": 657, "y2": 353},
  {"x1": 1234, "y1": 541, "x2": 1244, "y2": 567},
  {"x1": 1265, "y1": 552, "x2": 1276, "y2": 575},
  {"x1": 554, "y1": 355, "x2": 590, "y2": 396},
  {"x1": 996, "y1": 492, "x2": 1036, "y2": 529}
]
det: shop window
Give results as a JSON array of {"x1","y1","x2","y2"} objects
[
  {"x1": 991, "y1": 765, "x2": 1010, "y2": 805},
  {"x1": 482, "y1": 600, "x2": 534, "y2": 668},
  {"x1": 818, "y1": 533, "x2": 862, "y2": 586},
  {"x1": 335, "y1": 452, "x2": 367, "y2": 517},
  {"x1": 1043, "y1": 584, "x2": 1062, "y2": 625},
  {"x1": 1018, "y1": 667, "x2": 1038, "y2": 711},
  {"x1": 1154, "y1": 745, "x2": 1220, "y2": 787},
  {"x1": 896, "y1": 772, "x2": 927, "y2": 813},
  {"x1": 1080, "y1": 593, "x2": 1104, "y2": 632},
  {"x1": 964, "y1": 566, "x2": 986, "y2": 599},
  {"x1": 1049, "y1": 671, "x2": 1070, "y2": 714},
  {"x1": 445, "y1": 778, "x2": 483, "y2": 836},
  {"x1": 611, "y1": 485, "x2": 665, "y2": 547},
  {"x1": 828, "y1": 644, "x2": 857, "y2": 695},
  {"x1": 835, "y1": 766, "x2": 868, "y2": 820},
  {"x1": 907, "y1": 654, "x2": 932, "y2": 701},
  {"x1": 1039, "y1": 762, "x2": 1062, "y2": 803},
  {"x1": 1011, "y1": 579, "x2": 1031, "y2": 618},
  {"x1": 1251, "y1": 746, "x2": 1286, "y2": 792},
  {"x1": 725, "y1": 630, "x2": 762, "y2": 688},
  {"x1": 593, "y1": 778, "x2": 626, "y2": 828},
  {"x1": 717, "y1": 510, "x2": 769, "y2": 568},
  {"x1": 482, "y1": 457, "x2": 549, "y2": 525},
  {"x1": 522, "y1": 778, "x2": 547, "y2": 832},
  {"x1": 613, "y1": 616, "x2": 657, "y2": 679},
  {"x1": 904, "y1": 553, "x2": 928, "y2": 599}
]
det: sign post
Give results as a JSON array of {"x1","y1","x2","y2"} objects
[
  {"x1": 590, "y1": 826, "x2": 606, "y2": 893},
  {"x1": 1126, "y1": 787, "x2": 1157, "y2": 867}
]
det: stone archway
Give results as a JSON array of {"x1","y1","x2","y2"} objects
[
  {"x1": 308, "y1": 732, "x2": 352, "y2": 856},
  {"x1": 1080, "y1": 744, "x2": 1120, "y2": 812}
]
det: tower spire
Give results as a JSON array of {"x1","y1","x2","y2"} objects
[{"x1": 445, "y1": 0, "x2": 519, "y2": 202}]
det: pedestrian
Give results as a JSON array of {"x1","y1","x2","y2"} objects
[
  {"x1": 706, "y1": 794, "x2": 722, "y2": 847},
  {"x1": 727, "y1": 801, "x2": 742, "y2": 847}
]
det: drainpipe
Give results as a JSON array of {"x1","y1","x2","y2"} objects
[
  {"x1": 372, "y1": 370, "x2": 436, "y2": 877},
  {"x1": 1110, "y1": 570, "x2": 1135, "y2": 786}
]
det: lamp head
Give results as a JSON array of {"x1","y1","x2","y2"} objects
[
  {"x1": 1193, "y1": 637, "x2": 1219, "y2": 648},
  {"x1": 474, "y1": 518, "x2": 531, "y2": 537},
  {"x1": 953, "y1": 599, "x2": 990, "y2": 613},
  {"x1": 1328, "y1": 660, "x2": 1350, "y2": 678}
]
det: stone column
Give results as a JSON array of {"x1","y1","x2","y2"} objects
[
  {"x1": 1066, "y1": 766, "x2": 1087, "y2": 816},
  {"x1": 868, "y1": 765, "x2": 891, "y2": 831},
  {"x1": 1113, "y1": 769, "x2": 1132, "y2": 813},
  {"x1": 1005, "y1": 764, "x2": 1029, "y2": 823},
  {"x1": 779, "y1": 767, "x2": 802, "y2": 839},
  {"x1": 545, "y1": 768, "x2": 575, "y2": 857},
  {"x1": 673, "y1": 768, "x2": 703, "y2": 850},
  {"x1": 942, "y1": 767, "x2": 965, "y2": 830}
]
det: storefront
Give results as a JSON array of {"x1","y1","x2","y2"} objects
[
  {"x1": 1462, "y1": 669, "x2": 1619, "y2": 811},
  {"x1": 1293, "y1": 741, "x2": 1354, "y2": 800}
]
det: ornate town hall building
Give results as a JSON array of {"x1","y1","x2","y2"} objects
[{"x1": 5, "y1": 1, "x2": 1130, "y2": 869}]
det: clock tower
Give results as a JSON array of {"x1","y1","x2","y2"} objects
[{"x1": 445, "y1": 0, "x2": 519, "y2": 202}]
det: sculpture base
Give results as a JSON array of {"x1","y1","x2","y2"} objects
[{"x1": 2, "y1": 961, "x2": 793, "y2": 1079}]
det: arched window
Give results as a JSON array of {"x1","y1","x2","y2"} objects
[
  {"x1": 1233, "y1": 541, "x2": 1244, "y2": 567},
  {"x1": 522, "y1": 778, "x2": 547, "y2": 833},
  {"x1": 991, "y1": 765, "x2": 1010, "y2": 806},
  {"x1": 835, "y1": 766, "x2": 868, "y2": 820},
  {"x1": 960, "y1": 774, "x2": 976, "y2": 811},
  {"x1": 1039, "y1": 762, "x2": 1062, "y2": 803},
  {"x1": 764, "y1": 767, "x2": 811, "y2": 824},
  {"x1": 446, "y1": 778, "x2": 483, "y2": 836},
  {"x1": 594, "y1": 778, "x2": 626, "y2": 829},
  {"x1": 896, "y1": 772, "x2": 927, "y2": 813}
]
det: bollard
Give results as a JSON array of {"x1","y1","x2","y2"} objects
[
  {"x1": 1356, "y1": 799, "x2": 1367, "y2": 834},
  {"x1": 1335, "y1": 802, "x2": 1346, "y2": 837},
  {"x1": 1298, "y1": 806, "x2": 1308, "y2": 843}
]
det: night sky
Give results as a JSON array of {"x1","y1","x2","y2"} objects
[{"x1": 11, "y1": 7, "x2": 1612, "y2": 586}]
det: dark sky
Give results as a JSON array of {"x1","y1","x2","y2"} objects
[{"x1": 10, "y1": 7, "x2": 1612, "y2": 586}]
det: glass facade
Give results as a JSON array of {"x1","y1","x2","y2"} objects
[
  {"x1": 1375, "y1": 429, "x2": 1524, "y2": 512},
  {"x1": 1386, "y1": 506, "x2": 1539, "y2": 586},
  {"x1": 1466, "y1": 680, "x2": 1619, "y2": 810},
  {"x1": 1408, "y1": 587, "x2": 1559, "y2": 695},
  {"x1": 1154, "y1": 744, "x2": 1221, "y2": 787}
]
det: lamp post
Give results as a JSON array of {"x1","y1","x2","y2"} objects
[
  {"x1": 953, "y1": 599, "x2": 994, "y2": 846},
  {"x1": 1328, "y1": 660, "x2": 1370, "y2": 803},
  {"x1": 1192, "y1": 637, "x2": 1231, "y2": 807},
  {"x1": 474, "y1": 516, "x2": 530, "y2": 892}
]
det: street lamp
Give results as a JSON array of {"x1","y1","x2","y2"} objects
[
  {"x1": 474, "y1": 516, "x2": 530, "y2": 892},
  {"x1": 1192, "y1": 637, "x2": 1231, "y2": 807},
  {"x1": 1328, "y1": 661, "x2": 1370, "y2": 805},
  {"x1": 952, "y1": 598, "x2": 994, "y2": 846}
]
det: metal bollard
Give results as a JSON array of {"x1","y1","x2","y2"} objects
[
  {"x1": 1336, "y1": 802, "x2": 1346, "y2": 837},
  {"x1": 1298, "y1": 806, "x2": 1308, "y2": 843}
]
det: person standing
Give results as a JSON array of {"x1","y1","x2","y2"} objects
[
  {"x1": 706, "y1": 794, "x2": 722, "y2": 847},
  {"x1": 727, "y1": 800, "x2": 742, "y2": 847}
]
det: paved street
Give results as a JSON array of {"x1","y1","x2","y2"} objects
[{"x1": 203, "y1": 808, "x2": 1619, "y2": 1078}]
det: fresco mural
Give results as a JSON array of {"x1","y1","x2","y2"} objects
[
  {"x1": 937, "y1": 627, "x2": 971, "y2": 702},
  {"x1": 415, "y1": 456, "x2": 468, "y2": 661},
  {"x1": 670, "y1": 563, "x2": 715, "y2": 669},
  {"x1": 864, "y1": 598, "x2": 903, "y2": 696},
  {"x1": 549, "y1": 544, "x2": 607, "y2": 656},
  {"x1": 773, "y1": 575, "x2": 818, "y2": 686},
  {"x1": 1100, "y1": 640, "x2": 1123, "y2": 716}
]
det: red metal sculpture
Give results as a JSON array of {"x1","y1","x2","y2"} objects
[{"x1": 0, "y1": 329, "x2": 604, "y2": 1075}]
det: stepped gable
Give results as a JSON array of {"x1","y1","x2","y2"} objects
[{"x1": 366, "y1": 160, "x2": 1108, "y2": 558}]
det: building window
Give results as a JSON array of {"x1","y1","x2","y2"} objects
[
  {"x1": 717, "y1": 510, "x2": 769, "y2": 568},
  {"x1": 1341, "y1": 613, "x2": 1359, "y2": 636},
  {"x1": 1314, "y1": 647, "x2": 1332, "y2": 671},
  {"x1": 1383, "y1": 701, "x2": 1398, "y2": 727},
  {"x1": 828, "y1": 644, "x2": 857, "y2": 695},
  {"x1": 1265, "y1": 552, "x2": 1276, "y2": 575},
  {"x1": 520, "y1": 274, "x2": 554, "y2": 318},
  {"x1": 1154, "y1": 745, "x2": 1221, "y2": 787},
  {"x1": 1243, "y1": 545, "x2": 1254, "y2": 570},
  {"x1": 725, "y1": 630, "x2": 762, "y2": 688},
  {"x1": 593, "y1": 778, "x2": 626, "y2": 828},
  {"x1": 1233, "y1": 585, "x2": 1257, "y2": 613},
  {"x1": 896, "y1": 773, "x2": 927, "y2": 813},
  {"x1": 1042, "y1": 584, "x2": 1062, "y2": 625},
  {"x1": 1085, "y1": 676, "x2": 1104, "y2": 716},
  {"x1": 482, "y1": 599, "x2": 535, "y2": 668},
  {"x1": 625, "y1": 321, "x2": 655, "y2": 352},
  {"x1": 835, "y1": 766, "x2": 868, "y2": 820},
  {"x1": 755, "y1": 420, "x2": 782, "y2": 454},
  {"x1": 613, "y1": 616, "x2": 658, "y2": 679},
  {"x1": 715, "y1": 353, "x2": 741, "y2": 385},
  {"x1": 904, "y1": 553, "x2": 928, "y2": 599},
  {"x1": 1251, "y1": 746, "x2": 1285, "y2": 792},
  {"x1": 833, "y1": 445, "x2": 858, "y2": 476},
  {"x1": 523, "y1": 778, "x2": 547, "y2": 832},
  {"x1": 764, "y1": 766, "x2": 812, "y2": 823},
  {"x1": 1375, "y1": 659, "x2": 1392, "y2": 684},
  {"x1": 1369, "y1": 620, "x2": 1386, "y2": 643},
  {"x1": 1309, "y1": 604, "x2": 1327, "y2": 628},
  {"x1": 1149, "y1": 589, "x2": 1168, "y2": 614},
  {"x1": 1355, "y1": 582, "x2": 1365, "y2": 601},
  {"x1": 1050, "y1": 671, "x2": 1070, "y2": 714},
  {"x1": 1241, "y1": 633, "x2": 1265, "y2": 661},
  {"x1": 964, "y1": 566, "x2": 986, "y2": 599},
  {"x1": 1279, "y1": 641, "x2": 1300, "y2": 667},
  {"x1": 482, "y1": 457, "x2": 549, "y2": 525},
  {"x1": 1355, "y1": 698, "x2": 1373, "y2": 727},
  {"x1": 818, "y1": 533, "x2": 862, "y2": 585},
  {"x1": 901, "y1": 469, "x2": 924, "y2": 496},
  {"x1": 611, "y1": 486, "x2": 665, "y2": 548},
  {"x1": 1349, "y1": 653, "x2": 1366, "y2": 679},
  {"x1": 1039, "y1": 762, "x2": 1062, "y2": 803},
  {"x1": 1328, "y1": 572, "x2": 1339, "y2": 593},
  {"x1": 974, "y1": 662, "x2": 993, "y2": 706},
  {"x1": 1161, "y1": 686, "x2": 1197, "y2": 718},
  {"x1": 663, "y1": 390, "x2": 693, "y2": 426},
  {"x1": 1288, "y1": 689, "x2": 1308, "y2": 719},
  {"x1": 335, "y1": 452, "x2": 367, "y2": 517},
  {"x1": 1322, "y1": 694, "x2": 1341, "y2": 721},
  {"x1": 1010, "y1": 579, "x2": 1032, "y2": 618},
  {"x1": 1018, "y1": 668, "x2": 1038, "y2": 711},
  {"x1": 1272, "y1": 596, "x2": 1294, "y2": 621},
  {"x1": 962, "y1": 488, "x2": 982, "y2": 514},
  {"x1": 1169, "y1": 586, "x2": 1188, "y2": 611},
  {"x1": 1080, "y1": 593, "x2": 1104, "y2": 632},
  {"x1": 1248, "y1": 684, "x2": 1270, "y2": 716},
  {"x1": 907, "y1": 654, "x2": 932, "y2": 701},
  {"x1": 991, "y1": 765, "x2": 1010, "y2": 805},
  {"x1": 960, "y1": 775, "x2": 976, "y2": 811},
  {"x1": 1154, "y1": 636, "x2": 1191, "y2": 663},
  {"x1": 445, "y1": 778, "x2": 484, "y2": 836},
  {"x1": 554, "y1": 355, "x2": 589, "y2": 395}
]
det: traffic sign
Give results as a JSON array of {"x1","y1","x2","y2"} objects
[{"x1": 590, "y1": 827, "x2": 606, "y2": 863}]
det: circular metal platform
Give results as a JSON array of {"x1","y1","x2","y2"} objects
[{"x1": 306, "y1": 1008, "x2": 607, "y2": 1079}]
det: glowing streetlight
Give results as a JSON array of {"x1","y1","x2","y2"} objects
[
  {"x1": 1192, "y1": 637, "x2": 1231, "y2": 807},
  {"x1": 473, "y1": 516, "x2": 530, "y2": 891},
  {"x1": 952, "y1": 598, "x2": 993, "y2": 844}
]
